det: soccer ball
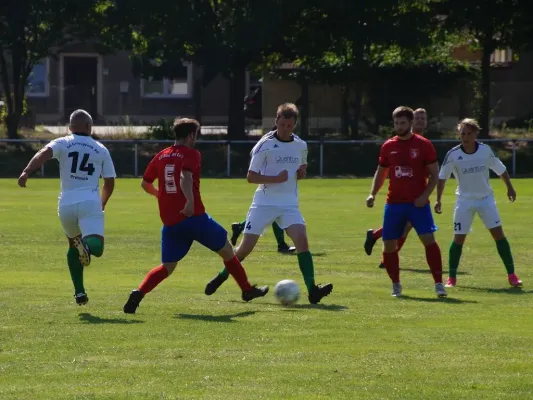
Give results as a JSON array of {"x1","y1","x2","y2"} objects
[{"x1": 274, "y1": 279, "x2": 300, "y2": 306}]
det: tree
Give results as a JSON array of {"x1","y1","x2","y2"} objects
[
  {"x1": 0, "y1": 0, "x2": 111, "y2": 138},
  {"x1": 439, "y1": 0, "x2": 533, "y2": 137}
]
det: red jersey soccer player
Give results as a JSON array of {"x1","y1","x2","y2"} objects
[
  {"x1": 366, "y1": 106, "x2": 447, "y2": 298},
  {"x1": 123, "y1": 118, "x2": 268, "y2": 314},
  {"x1": 364, "y1": 108, "x2": 428, "y2": 268}
]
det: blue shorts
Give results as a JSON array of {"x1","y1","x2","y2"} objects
[
  {"x1": 382, "y1": 203, "x2": 437, "y2": 241},
  {"x1": 161, "y1": 213, "x2": 227, "y2": 263}
]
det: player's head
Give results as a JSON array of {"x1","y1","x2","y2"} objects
[
  {"x1": 275, "y1": 103, "x2": 298, "y2": 136},
  {"x1": 69, "y1": 109, "x2": 93, "y2": 135},
  {"x1": 413, "y1": 108, "x2": 428, "y2": 134},
  {"x1": 173, "y1": 118, "x2": 200, "y2": 146},
  {"x1": 392, "y1": 106, "x2": 414, "y2": 137},
  {"x1": 457, "y1": 118, "x2": 480, "y2": 145}
]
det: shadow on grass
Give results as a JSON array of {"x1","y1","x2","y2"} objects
[
  {"x1": 282, "y1": 303, "x2": 348, "y2": 311},
  {"x1": 460, "y1": 286, "x2": 532, "y2": 295},
  {"x1": 78, "y1": 312, "x2": 144, "y2": 324},
  {"x1": 400, "y1": 268, "x2": 469, "y2": 275},
  {"x1": 399, "y1": 296, "x2": 478, "y2": 304},
  {"x1": 176, "y1": 310, "x2": 256, "y2": 323}
]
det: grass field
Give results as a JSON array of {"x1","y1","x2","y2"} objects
[{"x1": 1, "y1": 178, "x2": 533, "y2": 400}]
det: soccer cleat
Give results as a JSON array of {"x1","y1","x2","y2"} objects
[
  {"x1": 508, "y1": 273, "x2": 523, "y2": 288},
  {"x1": 204, "y1": 273, "x2": 228, "y2": 295},
  {"x1": 445, "y1": 277, "x2": 457, "y2": 287},
  {"x1": 378, "y1": 262, "x2": 385, "y2": 269},
  {"x1": 72, "y1": 237, "x2": 91, "y2": 267},
  {"x1": 391, "y1": 282, "x2": 402, "y2": 297},
  {"x1": 242, "y1": 285, "x2": 269, "y2": 302},
  {"x1": 74, "y1": 293, "x2": 89, "y2": 306},
  {"x1": 123, "y1": 290, "x2": 144, "y2": 314},
  {"x1": 435, "y1": 283, "x2": 448, "y2": 298},
  {"x1": 278, "y1": 243, "x2": 296, "y2": 254},
  {"x1": 308, "y1": 283, "x2": 333, "y2": 304},
  {"x1": 230, "y1": 222, "x2": 245, "y2": 246},
  {"x1": 364, "y1": 229, "x2": 377, "y2": 256}
]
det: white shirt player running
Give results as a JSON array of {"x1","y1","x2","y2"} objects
[
  {"x1": 46, "y1": 134, "x2": 117, "y2": 207},
  {"x1": 439, "y1": 142, "x2": 507, "y2": 200},
  {"x1": 248, "y1": 131, "x2": 308, "y2": 207}
]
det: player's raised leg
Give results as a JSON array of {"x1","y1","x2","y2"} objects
[
  {"x1": 230, "y1": 220, "x2": 246, "y2": 246},
  {"x1": 376, "y1": 222, "x2": 413, "y2": 269},
  {"x1": 66, "y1": 236, "x2": 89, "y2": 305},
  {"x1": 273, "y1": 221, "x2": 296, "y2": 254},
  {"x1": 284, "y1": 221, "x2": 333, "y2": 304},
  {"x1": 364, "y1": 227, "x2": 382, "y2": 256}
]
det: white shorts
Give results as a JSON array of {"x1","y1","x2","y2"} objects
[
  {"x1": 245, "y1": 205, "x2": 305, "y2": 235},
  {"x1": 453, "y1": 196, "x2": 501, "y2": 234},
  {"x1": 58, "y1": 200, "x2": 104, "y2": 238}
]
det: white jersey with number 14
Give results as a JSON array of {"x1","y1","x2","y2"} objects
[{"x1": 46, "y1": 134, "x2": 116, "y2": 206}]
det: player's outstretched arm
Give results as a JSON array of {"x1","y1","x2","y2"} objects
[
  {"x1": 366, "y1": 166, "x2": 387, "y2": 207},
  {"x1": 17, "y1": 147, "x2": 53, "y2": 187},
  {"x1": 499, "y1": 171, "x2": 516, "y2": 202},
  {"x1": 101, "y1": 177, "x2": 115, "y2": 210},
  {"x1": 247, "y1": 170, "x2": 288, "y2": 184}
]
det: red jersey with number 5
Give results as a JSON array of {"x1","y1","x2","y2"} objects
[
  {"x1": 143, "y1": 145, "x2": 205, "y2": 225},
  {"x1": 378, "y1": 134, "x2": 438, "y2": 204}
]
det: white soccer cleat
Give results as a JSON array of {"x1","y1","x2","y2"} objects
[
  {"x1": 72, "y1": 237, "x2": 91, "y2": 267},
  {"x1": 435, "y1": 283, "x2": 448, "y2": 298},
  {"x1": 392, "y1": 282, "x2": 402, "y2": 297}
]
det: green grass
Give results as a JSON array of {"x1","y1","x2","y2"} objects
[{"x1": 1, "y1": 178, "x2": 533, "y2": 400}]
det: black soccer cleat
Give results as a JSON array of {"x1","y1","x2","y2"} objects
[
  {"x1": 364, "y1": 229, "x2": 377, "y2": 256},
  {"x1": 278, "y1": 243, "x2": 296, "y2": 254},
  {"x1": 378, "y1": 262, "x2": 385, "y2": 269},
  {"x1": 230, "y1": 222, "x2": 245, "y2": 246},
  {"x1": 204, "y1": 274, "x2": 228, "y2": 295},
  {"x1": 74, "y1": 292, "x2": 89, "y2": 306},
  {"x1": 242, "y1": 285, "x2": 269, "y2": 302},
  {"x1": 123, "y1": 289, "x2": 144, "y2": 314},
  {"x1": 308, "y1": 283, "x2": 333, "y2": 304}
]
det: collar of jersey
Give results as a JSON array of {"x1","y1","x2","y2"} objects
[
  {"x1": 72, "y1": 132, "x2": 90, "y2": 136},
  {"x1": 460, "y1": 142, "x2": 479, "y2": 154},
  {"x1": 274, "y1": 132, "x2": 294, "y2": 143}
]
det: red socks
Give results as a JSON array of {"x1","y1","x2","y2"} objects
[
  {"x1": 224, "y1": 256, "x2": 252, "y2": 292},
  {"x1": 425, "y1": 243, "x2": 443, "y2": 284},
  {"x1": 383, "y1": 251, "x2": 400, "y2": 283},
  {"x1": 372, "y1": 227, "x2": 383, "y2": 240},
  {"x1": 138, "y1": 265, "x2": 169, "y2": 294}
]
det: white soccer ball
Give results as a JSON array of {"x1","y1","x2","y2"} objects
[{"x1": 274, "y1": 279, "x2": 300, "y2": 306}]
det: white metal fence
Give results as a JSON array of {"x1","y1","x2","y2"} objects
[{"x1": 0, "y1": 138, "x2": 528, "y2": 177}]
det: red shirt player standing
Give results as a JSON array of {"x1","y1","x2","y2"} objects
[
  {"x1": 123, "y1": 118, "x2": 268, "y2": 314},
  {"x1": 366, "y1": 106, "x2": 446, "y2": 298}
]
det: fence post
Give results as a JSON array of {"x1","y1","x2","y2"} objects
[
  {"x1": 134, "y1": 142, "x2": 139, "y2": 177},
  {"x1": 319, "y1": 138, "x2": 324, "y2": 177},
  {"x1": 226, "y1": 141, "x2": 231, "y2": 177},
  {"x1": 512, "y1": 140, "x2": 517, "y2": 177}
]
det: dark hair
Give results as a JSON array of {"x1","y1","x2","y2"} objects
[
  {"x1": 276, "y1": 103, "x2": 299, "y2": 121},
  {"x1": 392, "y1": 106, "x2": 414, "y2": 121},
  {"x1": 173, "y1": 118, "x2": 200, "y2": 139}
]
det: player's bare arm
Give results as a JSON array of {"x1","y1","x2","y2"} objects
[
  {"x1": 17, "y1": 147, "x2": 53, "y2": 187},
  {"x1": 367, "y1": 165, "x2": 388, "y2": 207},
  {"x1": 434, "y1": 179, "x2": 447, "y2": 214},
  {"x1": 247, "y1": 170, "x2": 288, "y2": 184},
  {"x1": 296, "y1": 164, "x2": 307, "y2": 180},
  {"x1": 415, "y1": 162, "x2": 439, "y2": 207},
  {"x1": 141, "y1": 179, "x2": 159, "y2": 198},
  {"x1": 180, "y1": 170, "x2": 195, "y2": 216},
  {"x1": 499, "y1": 171, "x2": 516, "y2": 202},
  {"x1": 101, "y1": 177, "x2": 115, "y2": 210}
]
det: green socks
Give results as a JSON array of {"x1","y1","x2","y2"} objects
[
  {"x1": 448, "y1": 241, "x2": 463, "y2": 279},
  {"x1": 67, "y1": 248, "x2": 85, "y2": 294},
  {"x1": 272, "y1": 222, "x2": 286, "y2": 247},
  {"x1": 297, "y1": 251, "x2": 316, "y2": 292},
  {"x1": 496, "y1": 238, "x2": 515, "y2": 274},
  {"x1": 84, "y1": 236, "x2": 104, "y2": 257}
]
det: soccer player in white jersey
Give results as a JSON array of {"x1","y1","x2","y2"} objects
[
  {"x1": 204, "y1": 103, "x2": 333, "y2": 304},
  {"x1": 17, "y1": 109, "x2": 117, "y2": 305},
  {"x1": 434, "y1": 118, "x2": 522, "y2": 288}
]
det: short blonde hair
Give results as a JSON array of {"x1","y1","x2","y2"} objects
[
  {"x1": 276, "y1": 103, "x2": 299, "y2": 121},
  {"x1": 414, "y1": 108, "x2": 427, "y2": 115},
  {"x1": 457, "y1": 118, "x2": 480, "y2": 132}
]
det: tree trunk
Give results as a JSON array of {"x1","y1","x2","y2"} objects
[
  {"x1": 227, "y1": 65, "x2": 247, "y2": 139},
  {"x1": 193, "y1": 77, "x2": 202, "y2": 125},
  {"x1": 340, "y1": 86, "x2": 349, "y2": 136},
  {"x1": 298, "y1": 81, "x2": 309, "y2": 138},
  {"x1": 5, "y1": 112, "x2": 20, "y2": 139},
  {"x1": 478, "y1": 42, "x2": 493, "y2": 139},
  {"x1": 349, "y1": 84, "x2": 363, "y2": 139}
]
